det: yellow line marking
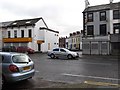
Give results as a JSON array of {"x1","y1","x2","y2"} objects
[{"x1": 84, "y1": 81, "x2": 120, "y2": 87}]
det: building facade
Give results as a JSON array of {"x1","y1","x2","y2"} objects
[
  {"x1": 82, "y1": 2, "x2": 120, "y2": 55},
  {"x1": 59, "y1": 37, "x2": 66, "y2": 48},
  {"x1": 67, "y1": 31, "x2": 82, "y2": 51},
  {"x1": 0, "y1": 21, "x2": 13, "y2": 51},
  {"x1": 1, "y1": 17, "x2": 59, "y2": 52}
]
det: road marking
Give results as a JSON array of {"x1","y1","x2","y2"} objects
[
  {"x1": 84, "y1": 81, "x2": 120, "y2": 87},
  {"x1": 62, "y1": 73, "x2": 120, "y2": 81},
  {"x1": 79, "y1": 61, "x2": 112, "y2": 66},
  {"x1": 35, "y1": 70, "x2": 39, "y2": 73}
]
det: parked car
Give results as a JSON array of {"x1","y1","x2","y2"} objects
[
  {"x1": 1, "y1": 52, "x2": 35, "y2": 84},
  {"x1": 17, "y1": 46, "x2": 35, "y2": 54},
  {"x1": 47, "y1": 48, "x2": 79, "y2": 59},
  {"x1": 2, "y1": 46, "x2": 17, "y2": 52}
]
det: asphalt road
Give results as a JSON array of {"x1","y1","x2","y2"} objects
[{"x1": 2, "y1": 52, "x2": 119, "y2": 89}]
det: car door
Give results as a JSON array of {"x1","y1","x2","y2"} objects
[
  {"x1": 60, "y1": 49, "x2": 67, "y2": 58},
  {"x1": 53, "y1": 48, "x2": 60, "y2": 57}
]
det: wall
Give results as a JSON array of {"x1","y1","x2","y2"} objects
[
  {"x1": 82, "y1": 40, "x2": 110, "y2": 55},
  {"x1": 0, "y1": 29, "x2": 2, "y2": 50},
  {"x1": 41, "y1": 29, "x2": 59, "y2": 52}
]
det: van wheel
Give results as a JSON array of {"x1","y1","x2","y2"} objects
[
  {"x1": 50, "y1": 54, "x2": 55, "y2": 59},
  {"x1": 67, "y1": 54, "x2": 73, "y2": 59}
]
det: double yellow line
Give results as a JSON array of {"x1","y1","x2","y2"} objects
[{"x1": 84, "y1": 81, "x2": 120, "y2": 87}]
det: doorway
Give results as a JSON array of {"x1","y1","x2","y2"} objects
[{"x1": 38, "y1": 44, "x2": 41, "y2": 51}]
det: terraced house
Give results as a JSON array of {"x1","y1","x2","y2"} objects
[
  {"x1": 0, "y1": 17, "x2": 59, "y2": 52},
  {"x1": 82, "y1": 1, "x2": 120, "y2": 55},
  {"x1": 67, "y1": 31, "x2": 82, "y2": 51}
]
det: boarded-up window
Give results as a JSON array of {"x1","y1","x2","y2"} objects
[
  {"x1": 101, "y1": 42, "x2": 107, "y2": 49},
  {"x1": 83, "y1": 43, "x2": 90, "y2": 49},
  {"x1": 91, "y1": 43, "x2": 98, "y2": 49}
]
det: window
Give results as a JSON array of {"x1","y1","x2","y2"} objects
[
  {"x1": 28, "y1": 29, "x2": 32, "y2": 37},
  {"x1": 12, "y1": 55, "x2": 30, "y2": 63},
  {"x1": 113, "y1": 10, "x2": 120, "y2": 19},
  {"x1": 14, "y1": 30, "x2": 17, "y2": 38},
  {"x1": 53, "y1": 48, "x2": 59, "y2": 51},
  {"x1": 113, "y1": 23, "x2": 120, "y2": 34},
  {"x1": 8, "y1": 31, "x2": 10, "y2": 38},
  {"x1": 100, "y1": 24, "x2": 107, "y2": 35},
  {"x1": 60, "y1": 49, "x2": 66, "y2": 52},
  {"x1": 100, "y1": 11, "x2": 106, "y2": 21},
  {"x1": 87, "y1": 13, "x2": 93, "y2": 22},
  {"x1": 87, "y1": 25, "x2": 94, "y2": 36},
  {"x1": 21, "y1": 30, "x2": 24, "y2": 38}
]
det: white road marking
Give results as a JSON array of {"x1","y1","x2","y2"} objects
[
  {"x1": 79, "y1": 62, "x2": 112, "y2": 66},
  {"x1": 61, "y1": 73, "x2": 120, "y2": 81},
  {"x1": 35, "y1": 70, "x2": 39, "y2": 73}
]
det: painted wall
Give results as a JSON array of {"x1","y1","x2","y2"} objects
[{"x1": 41, "y1": 29, "x2": 59, "y2": 52}]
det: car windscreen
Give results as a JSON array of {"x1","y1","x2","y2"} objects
[{"x1": 12, "y1": 55, "x2": 30, "y2": 63}]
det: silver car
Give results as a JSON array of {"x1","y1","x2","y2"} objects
[
  {"x1": 48, "y1": 48, "x2": 79, "y2": 59},
  {"x1": 0, "y1": 52, "x2": 35, "y2": 84}
]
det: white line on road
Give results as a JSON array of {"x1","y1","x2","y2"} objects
[
  {"x1": 61, "y1": 73, "x2": 120, "y2": 81},
  {"x1": 35, "y1": 70, "x2": 39, "y2": 73},
  {"x1": 79, "y1": 62, "x2": 112, "y2": 66}
]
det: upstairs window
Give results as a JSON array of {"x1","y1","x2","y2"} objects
[
  {"x1": 100, "y1": 11, "x2": 106, "y2": 21},
  {"x1": 87, "y1": 13, "x2": 93, "y2": 22},
  {"x1": 21, "y1": 30, "x2": 24, "y2": 38},
  {"x1": 28, "y1": 29, "x2": 32, "y2": 38},
  {"x1": 100, "y1": 24, "x2": 107, "y2": 35},
  {"x1": 14, "y1": 30, "x2": 17, "y2": 38},
  {"x1": 8, "y1": 31, "x2": 10, "y2": 38},
  {"x1": 113, "y1": 10, "x2": 120, "y2": 19},
  {"x1": 87, "y1": 25, "x2": 94, "y2": 36}
]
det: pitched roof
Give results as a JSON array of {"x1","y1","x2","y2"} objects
[
  {"x1": 40, "y1": 27, "x2": 59, "y2": 33},
  {"x1": 83, "y1": 2, "x2": 120, "y2": 12},
  {"x1": 8, "y1": 17, "x2": 42, "y2": 27},
  {"x1": 0, "y1": 21, "x2": 13, "y2": 28}
]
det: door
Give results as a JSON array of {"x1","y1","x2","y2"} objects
[
  {"x1": 60, "y1": 48, "x2": 67, "y2": 58},
  {"x1": 38, "y1": 44, "x2": 41, "y2": 51},
  {"x1": 48, "y1": 43, "x2": 50, "y2": 50}
]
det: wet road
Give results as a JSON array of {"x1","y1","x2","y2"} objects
[{"x1": 2, "y1": 52, "x2": 119, "y2": 89}]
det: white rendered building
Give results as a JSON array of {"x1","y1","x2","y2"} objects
[{"x1": 2, "y1": 17, "x2": 59, "y2": 52}]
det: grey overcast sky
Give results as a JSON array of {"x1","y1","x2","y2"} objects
[{"x1": 0, "y1": 0, "x2": 119, "y2": 37}]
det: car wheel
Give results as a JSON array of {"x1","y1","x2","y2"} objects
[
  {"x1": 50, "y1": 54, "x2": 55, "y2": 59},
  {"x1": 67, "y1": 54, "x2": 73, "y2": 59}
]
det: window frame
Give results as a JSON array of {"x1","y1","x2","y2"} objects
[
  {"x1": 28, "y1": 29, "x2": 32, "y2": 38},
  {"x1": 100, "y1": 24, "x2": 107, "y2": 36},
  {"x1": 8, "y1": 31, "x2": 11, "y2": 38},
  {"x1": 14, "y1": 30, "x2": 17, "y2": 38},
  {"x1": 100, "y1": 11, "x2": 106, "y2": 21},
  {"x1": 21, "y1": 30, "x2": 24, "y2": 38},
  {"x1": 87, "y1": 13, "x2": 94, "y2": 22},
  {"x1": 113, "y1": 10, "x2": 120, "y2": 19},
  {"x1": 113, "y1": 23, "x2": 120, "y2": 34},
  {"x1": 87, "y1": 25, "x2": 94, "y2": 36}
]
